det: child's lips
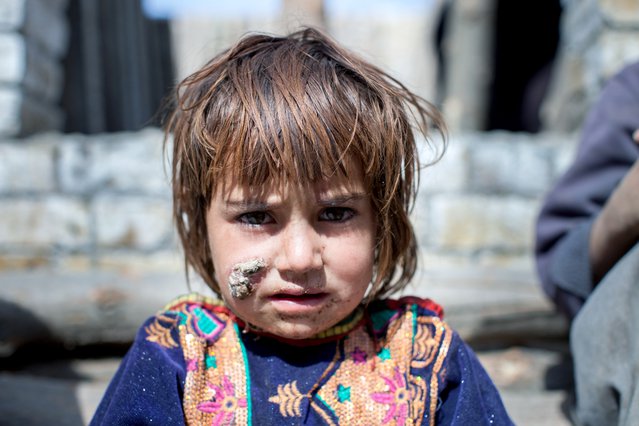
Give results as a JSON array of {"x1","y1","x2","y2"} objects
[{"x1": 267, "y1": 289, "x2": 329, "y2": 309}]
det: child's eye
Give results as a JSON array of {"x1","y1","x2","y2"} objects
[
  {"x1": 319, "y1": 207, "x2": 355, "y2": 222},
  {"x1": 238, "y1": 211, "x2": 274, "y2": 226}
]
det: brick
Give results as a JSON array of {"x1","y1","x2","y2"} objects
[
  {"x1": 0, "y1": 33, "x2": 25, "y2": 83},
  {"x1": 93, "y1": 195, "x2": 173, "y2": 250},
  {"x1": 57, "y1": 135, "x2": 90, "y2": 194},
  {"x1": 0, "y1": 87, "x2": 63, "y2": 136},
  {"x1": 0, "y1": 197, "x2": 89, "y2": 248},
  {"x1": 426, "y1": 195, "x2": 538, "y2": 251},
  {"x1": 476, "y1": 252, "x2": 535, "y2": 271},
  {"x1": 96, "y1": 249, "x2": 183, "y2": 274},
  {"x1": 0, "y1": 88, "x2": 21, "y2": 136},
  {"x1": 421, "y1": 138, "x2": 468, "y2": 193},
  {"x1": 0, "y1": 0, "x2": 26, "y2": 30},
  {"x1": 469, "y1": 133, "x2": 553, "y2": 196},
  {"x1": 58, "y1": 129, "x2": 169, "y2": 195},
  {"x1": 0, "y1": 252, "x2": 51, "y2": 270},
  {"x1": 596, "y1": 30, "x2": 639, "y2": 79},
  {"x1": 0, "y1": 137, "x2": 55, "y2": 193}
]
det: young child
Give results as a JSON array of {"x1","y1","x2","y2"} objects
[{"x1": 91, "y1": 28, "x2": 513, "y2": 425}]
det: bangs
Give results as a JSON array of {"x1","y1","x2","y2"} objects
[{"x1": 202, "y1": 43, "x2": 372, "y2": 192}]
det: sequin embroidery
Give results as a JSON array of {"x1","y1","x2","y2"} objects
[{"x1": 143, "y1": 294, "x2": 452, "y2": 425}]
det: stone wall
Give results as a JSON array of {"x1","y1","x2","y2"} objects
[
  {"x1": 0, "y1": 128, "x2": 578, "y2": 276},
  {"x1": 0, "y1": 0, "x2": 68, "y2": 136},
  {"x1": 0, "y1": 127, "x2": 579, "y2": 350},
  {"x1": 0, "y1": 0, "x2": 634, "y2": 350},
  {"x1": 415, "y1": 131, "x2": 577, "y2": 272},
  {"x1": 0, "y1": 128, "x2": 177, "y2": 273},
  {"x1": 542, "y1": 0, "x2": 639, "y2": 131}
]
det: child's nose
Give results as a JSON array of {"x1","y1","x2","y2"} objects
[{"x1": 278, "y1": 220, "x2": 323, "y2": 274}]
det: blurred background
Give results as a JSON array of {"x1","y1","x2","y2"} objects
[{"x1": 1, "y1": 0, "x2": 638, "y2": 424}]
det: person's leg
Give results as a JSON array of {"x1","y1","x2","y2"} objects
[{"x1": 571, "y1": 243, "x2": 639, "y2": 426}]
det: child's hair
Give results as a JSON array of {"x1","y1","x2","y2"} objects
[{"x1": 165, "y1": 27, "x2": 446, "y2": 301}]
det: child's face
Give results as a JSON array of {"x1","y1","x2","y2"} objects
[{"x1": 206, "y1": 167, "x2": 376, "y2": 340}]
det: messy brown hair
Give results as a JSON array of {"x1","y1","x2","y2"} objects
[{"x1": 165, "y1": 27, "x2": 446, "y2": 300}]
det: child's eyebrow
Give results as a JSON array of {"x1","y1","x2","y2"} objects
[
  {"x1": 317, "y1": 192, "x2": 368, "y2": 206},
  {"x1": 223, "y1": 199, "x2": 271, "y2": 211}
]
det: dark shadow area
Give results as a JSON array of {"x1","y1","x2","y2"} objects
[
  {"x1": 0, "y1": 341, "x2": 130, "y2": 374},
  {"x1": 487, "y1": 0, "x2": 562, "y2": 132},
  {"x1": 0, "y1": 299, "x2": 53, "y2": 356},
  {"x1": 62, "y1": 0, "x2": 175, "y2": 134},
  {"x1": 0, "y1": 343, "x2": 130, "y2": 426},
  {"x1": 0, "y1": 297, "x2": 130, "y2": 425}
]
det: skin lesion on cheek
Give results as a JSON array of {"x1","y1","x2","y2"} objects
[{"x1": 228, "y1": 258, "x2": 267, "y2": 299}]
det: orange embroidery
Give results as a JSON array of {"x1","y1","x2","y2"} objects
[
  {"x1": 268, "y1": 381, "x2": 305, "y2": 417},
  {"x1": 147, "y1": 297, "x2": 453, "y2": 425},
  {"x1": 145, "y1": 313, "x2": 180, "y2": 348}
]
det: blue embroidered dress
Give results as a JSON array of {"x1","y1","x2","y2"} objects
[{"x1": 91, "y1": 294, "x2": 513, "y2": 425}]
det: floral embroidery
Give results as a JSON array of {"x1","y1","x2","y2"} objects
[
  {"x1": 268, "y1": 380, "x2": 305, "y2": 417},
  {"x1": 186, "y1": 357, "x2": 199, "y2": 372},
  {"x1": 370, "y1": 368, "x2": 410, "y2": 425},
  {"x1": 168, "y1": 295, "x2": 451, "y2": 425},
  {"x1": 197, "y1": 375, "x2": 247, "y2": 425}
]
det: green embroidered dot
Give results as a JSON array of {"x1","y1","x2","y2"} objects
[
  {"x1": 336, "y1": 384, "x2": 351, "y2": 403},
  {"x1": 377, "y1": 347, "x2": 391, "y2": 361},
  {"x1": 205, "y1": 354, "x2": 217, "y2": 369}
]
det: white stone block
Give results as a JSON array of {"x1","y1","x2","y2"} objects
[
  {"x1": 0, "y1": 196, "x2": 89, "y2": 248},
  {"x1": 0, "y1": 88, "x2": 63, "y2": 136},
  {"x1": 57, "y1": 135, "x2": 90, "y2": 193},
  {"x1": 427, "y1": 194, "x2": 537, "y2": 251},
  {"x1": 93, "y1": 195, "x2": 173, "y2": 250},
  {"x1": 0, "y1": 137, "x2": 55, "y2": 193},
  {"x1": 469, "y1": 134, "x2": 553, "y2": 196},
  {"x1": 421, "y1": 136, "x2": 468, "y2": 193},
  {"x1": 0, "y1": 33, "x2": 25, "y2": 83},
  {"x1": 0, "y1": 0, "x2": 26, "y2": 30},
  {"x1": 596, "y1": 30, "x2": 639, "y2": 80},
  {"x1": 60, "y1": 129, "x2": 170, "y2": 194},
  {"x1": 0, "y1": 88, "x2": 21, "y2": 136}
]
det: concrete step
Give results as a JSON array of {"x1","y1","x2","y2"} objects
[{"x1": 0, "y1": 267, "x2": 573, "y2": 424}]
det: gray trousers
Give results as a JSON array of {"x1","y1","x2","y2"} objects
[{"x1": 571, "y1": 243, "x2": 639, "y2": 426}]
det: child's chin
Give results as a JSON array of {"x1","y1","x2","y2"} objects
[{"x1": 264, "y1": 323, "x2": 325, "y2": 341}]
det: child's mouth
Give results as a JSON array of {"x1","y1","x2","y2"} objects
[
  {"x1": 270, "y1": 293, "x2": 326, "y2": 301},
  {"x1": 268, "y1": 291, "x2": 328, "y2": 308}
]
